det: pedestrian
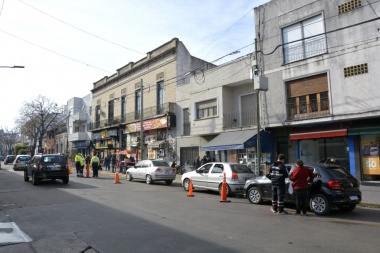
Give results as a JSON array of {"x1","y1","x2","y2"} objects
[
  {"x1": 111, "y1": 153, "x2": 117, "y2": 173},
  {"x1": 201, "y1": 155, "x2": 208, "y2": 165},
  {"x1": 195, "y1": 156, "x2": 201, "y2": 169},
  {"x1": 104, "y1": 154, "x2": 111, "y2": 171},
  {"x1": 289, "y1": 159, "x2": 314, "y2": 216},
  {"x1": 90, "y1": 153, "x2": 100, "y2": 177},
  {"x1": 130, "y1": 155, "x2": 135, "y2": 163},
  {"x1": 85, "y1": 155, "x2": 91, "y2": 177},
  {"x1": 75, "y1": 153, "x2": 84, "y2": 177},
  {"x1": 269, "y1": 154, "x2": 289, "y2": 215}
]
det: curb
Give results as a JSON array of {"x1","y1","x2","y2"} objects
[{"x1": 358, "y1": 202, "x2": 380, "y2": 209}]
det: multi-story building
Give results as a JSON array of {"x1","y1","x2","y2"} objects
[
  {"x1": 67, "y1": 95, "x2": 92, "y2": 159},
  {"x1": 176, "y1": 54, "x2": 274, "y2": 175},
  {"x1": 89, "y1": 38, "x2": 214, "y2": 162},
  {"x1": 254, "y1": 0, "x2": 380, "y2": 183}
]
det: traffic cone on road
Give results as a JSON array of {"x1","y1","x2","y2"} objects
[
  {"x1": 69, "y1": 165, "x2": 73, "y2": 174},
  {"x1": 187, "y1": 179, "x2": 194, "y2": 197},
  {"x1": 114, "y1": 171, "x2": 121, "y2": 184},
  {"x1": 85, "y1": 164, "x2": 90, "y2": 178},
  {"x1": 220, "y1": 173, "x2": 231, "y2": 203}
]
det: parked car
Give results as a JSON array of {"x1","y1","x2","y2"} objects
[
  {"x1": 243, "y1": 163, "x2": 361, "y2": 216},
  {"x1": 0, "y1": 155, "x2": 4, "y2": 161},
  {"x1": 317, "y1": 157, "x2": 350, "y2": 169},
  {"x1": 13, "y1": 155, "x2": 31, "y2": 171},
  {"x1": 24, "y1": 154, "x2": 69, "y2": 185},
  {"x1": 126, "y1": 160, "x2": 176, "y2": 185},
  {"x1": 4, "y1": 155, "x2": 16, "y2": 165},
  {"x1": 181, "y1": 162, "x2": 255, "y2": 196}
]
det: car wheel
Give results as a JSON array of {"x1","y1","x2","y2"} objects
[
  {"x1": 146, "y1": 175, "x2": 153, "y2": 184},
  {"x1": 32, "y1": 173, "x2": 39, "y2": 186},
  {"x1": 24, "y1": 170, "x2": 29, "y2": 182},
  {"x1": 183, "y1": 178, "x2": 190, "y2": 191},
  {"x1": 218, "y1": 183, "x2": 231, "y2": 197},
  {"x1": 310, "y1": 193, "x2": 330, "y2": 216},
  {"x1": 62, "y1": 177, "x2": 69, "y2": 184},
  {"x1": 165, "y1": 180, "x2": 173, "y2": 185},
  {"x1": 126, "y1": 172, "x2": 133, "y2": 181},
  {"x1": 247, "y1": 187, "x2": 263, "y2": 204},
  {"x1": 338, "y1": 204, "x2": 356, "y2": 212}
]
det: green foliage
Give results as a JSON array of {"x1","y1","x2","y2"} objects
[{"x1": 15, "y1": 144, "x2": 30, "y2": 155}]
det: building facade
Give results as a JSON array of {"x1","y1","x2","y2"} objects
[
  {"x1": 89, "y1": 38, "x2": 214, "y2": 162},
  {"x1": 255, "y1": 0, "x2": 380, "y2": 183}
]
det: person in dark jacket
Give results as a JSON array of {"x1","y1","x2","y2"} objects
[
  {"x1": 289, "y1": 159, "x2": 314, "y2": 215},
  {"x1": 269, "y1": 154, "x2": 289, "y2": 214}
]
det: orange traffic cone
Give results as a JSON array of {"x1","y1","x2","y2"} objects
[
  {"x1": 85, "y1": 164, "x2": 90, "y2": 178},
  {"x1": 114, "y1": 171, "x2": 121, "y2": 184},
  {"x1": 187, "y1": 179, "x2": 194, "y2": 197},
  {"x1": 69, "y1": 165, "x2": 73, "y2": 174},
  {"x1": 220, "y1": 172, "x2": 231, "y2": 203}
]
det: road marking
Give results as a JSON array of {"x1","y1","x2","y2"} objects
[{"x1": 0, "y1": 222, "x2": 32, "y2": 244}]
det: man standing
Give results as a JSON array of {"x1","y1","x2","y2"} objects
[
  {"x1": 289, "y1": 160, "x2": 314, "y2": 215},
  {"x1": 269, "y1": 154, "x2": 289, "y2": 214},
  {"x1": 90, "y1": 153, "x2": 100, "y2": 177},
  {"x1": 75, "y1": 153, "x2": 84, "y2": 177}
]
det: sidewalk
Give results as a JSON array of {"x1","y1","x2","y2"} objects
[{"x1": 99, "y1": 170, "x2": 380, "y2": 208}]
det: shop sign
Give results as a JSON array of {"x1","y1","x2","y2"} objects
[
  {"x1": 361, "y1": 136, "x2": 380, "y2": 175},
  {"x1": 126, "y1": 116, "x2": 167, "y2": 133}
]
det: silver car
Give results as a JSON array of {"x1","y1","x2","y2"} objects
[
  {"x1": 126, "y1": 160, "x2": 176, "y2": 185},
  {"x1": 13, "y1": 155, "x2": 31, "y2": 171},
  {"x1": 181, "y1": 162, "x2": 255, "y2": 196}
]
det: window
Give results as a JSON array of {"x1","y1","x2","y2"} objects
[
  {"x1": 121, "y1": 96, "x2": 126, "y2": 123},
  {"x1": 196, "y1": 99, "x2": 217, "y2": 119},
  {"x1": 135, "y1": 89, "x2": 141, "y2": 119},
  {"x1": 282, "y1": 14, "x2": 326, "y2": 63},
  {"x1": 95, "y1": 105, "x2": 100, "y2": 127},
  {"x1": 157, "y1": 81, "x2": 164, "y2": 114},
  {"x1": 183, "y1": 108, "x2": 190, "y2": 136},
  {"x1": 287, "y1": 73, "x2": 330, "y2": 119}
]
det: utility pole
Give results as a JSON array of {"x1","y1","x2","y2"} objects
[
  {"x1": 255, "y1": 38, "x2": 261, "y2": 176},
  {"x1": 139, "y1": 79, "x2": 144, "y2": 160}
]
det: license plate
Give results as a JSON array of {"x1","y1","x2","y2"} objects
[
  {"x1": 48, "y1": 165, "x2": 61, "y2": 171},
  {"x1": 349, "y1": 195, "x2": 358, "y2": 201}
]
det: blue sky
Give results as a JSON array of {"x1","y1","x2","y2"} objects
[{"x1": 0, "y1": 0, "x2": 270, "y2": 129}]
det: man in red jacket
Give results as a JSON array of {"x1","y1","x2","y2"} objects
[{"x1": 289, "y1": 160, "x2": 314, "y2": 215}]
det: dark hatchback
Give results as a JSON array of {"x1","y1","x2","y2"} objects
[
  {"x1": 243, "y1": 163, "x2": 361, "y2": 216},
  {"x1": 24, "y1": 154, "x2": 69, "y2": 185},
  {"x1": 4, "y1": 155, "x2": 16, "y2": 165}
]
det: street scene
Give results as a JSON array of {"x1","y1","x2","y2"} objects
[
  {"x1": 1, "y1": 0, "x2": 380, "y2": 252},
  {"x1": 1, "y1": 163, "x2": 380, "y2": 253}
]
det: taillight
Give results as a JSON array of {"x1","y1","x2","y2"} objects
[
  {"x1": 65, "y1": 162, "x2": 68, "y2": 169},
  {"x1": 328, "y1": 180, "x2": 341, "y2": 190},
  {"x1": 231, "y1": 172, "x2": 239, "y2": 180},
  {"x1": 155, "y1": 168, "x2": 163, "y2": 172},
  {"x1": 38, "y1": 162, "x2": 42, "y2": 169}
]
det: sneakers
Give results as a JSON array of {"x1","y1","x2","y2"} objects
[
  {"x1": 271, "y1": 208, "x2": 278, "y2": 213},
  {"x1": 278, "y1": 211, "x2": 289, "y2": 215},
  {"x1": 293, "y1": 212, "x2": 301, "y2": 215}
]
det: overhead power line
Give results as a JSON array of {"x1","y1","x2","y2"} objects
[{"x1": 18, "y1": 0, "x2": 145, "y2": 55}]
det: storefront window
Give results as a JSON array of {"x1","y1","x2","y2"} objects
[{"x1": 361, "y1": 135, "x2": 380, "y2": 181}]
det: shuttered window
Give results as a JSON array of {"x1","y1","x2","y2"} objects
[{"x1": 196, "y1": 99, "x2": 217, "y2": 119}]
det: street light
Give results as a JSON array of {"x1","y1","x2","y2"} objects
[{"x1": 0, "y1": 66, "x2": 25, "y2": 68}]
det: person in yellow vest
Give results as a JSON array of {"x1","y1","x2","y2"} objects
[
  {"x1": 75, "y1": 153, "x2": 84, "y2": 177},
  {"x1": 90, "y1": 153, "x2": 100, "y2": 177}
]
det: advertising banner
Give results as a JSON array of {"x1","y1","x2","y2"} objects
[
  {"x1": 361, "y1": 135, "x2": 380, "y2": 175},
  {"x1": 126, "y1": 116, "x2": 167, "y2": 133}
]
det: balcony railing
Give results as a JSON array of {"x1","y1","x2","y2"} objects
[
  {"x1": 287, "y1": 98, "x2": 330, "y2": 120},
  {"x1": 88, "y1": 102, "x2": 176, "y2": 131},
  {"x1": 223, "y1": 109, "x2": 256, "y2": 129}
]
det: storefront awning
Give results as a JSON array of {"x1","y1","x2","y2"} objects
[
  {"x1": 147, "y1": 140, "x2": 165, "y2": 148},
  {"x1": 202, "y1": 130, "x2": 258, "y2": 151},
  {"x1": 290, "y1": 127, "x2": 347, "y2": 140}
]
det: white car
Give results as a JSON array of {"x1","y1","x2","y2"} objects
[
  {"x1": 13, "y1": 155, "x2": 31, "y2": 171},
  {"x1": 126, "y1": 160, "x2": 176, "y2": 185},
  {"x1": 181, "y1": 162, "x2": 255, "y2": 196}
]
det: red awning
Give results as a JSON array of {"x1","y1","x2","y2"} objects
[
  {"x1": 115, "y1": 150, "x2": 135, "y2": 155},
  {"x1": 290, "y1": 128, "x2": 347, "y2": 140}
]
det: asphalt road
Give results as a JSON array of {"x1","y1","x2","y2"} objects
[{"x1": 1, "y1": 164, "x2": 380, "y2": 253}]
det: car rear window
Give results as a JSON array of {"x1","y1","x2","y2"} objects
[
  {"x1": 18, "y1": 156, "x2": 30, "y2": 162},
  {"x1": 152, "y1": 161, "x2": 169, "y2": 167},
  {"x1": 43, "y1": 156, "x2": 65, "y2": 163},
  {"x1": 230, "y1": 164, "x2": 253, "y2": 173},
  {"x1": 326, "y1": 167, "x2": 355, "y2": 179}
]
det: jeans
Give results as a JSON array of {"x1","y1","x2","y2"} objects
[
  {"x1": 272, "y1": 183, "x2": 286, "y2": 212},
  {"x1": 294, "y1": 189, "x2": 308, "y2": 214}
]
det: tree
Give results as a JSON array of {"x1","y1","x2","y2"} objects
[
  {"x1": 18, "y1": 95, "x2": 62, "y2": 156},
  {"x1": 0, "y1": 128, "x2": 18, "y2": 155}
]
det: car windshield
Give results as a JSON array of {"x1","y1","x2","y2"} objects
[
  {"x1": 326, "y1": 166, "x2": 354, "y2": 179},
  {"x1": 230, "y1": 164, "x2": 253, "y2": 173},
  {"x1": 152, "y1": 161, "x2": 169, "y2": 167},
  {"x1": 18, "y1": 157, "x2": 30, "y2": 162},
  {"x1": 43, "y1": 156, "x2": 65, "y2": 163}
]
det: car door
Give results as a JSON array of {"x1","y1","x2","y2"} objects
[
  {"x1": 192, "y1": 163, "x2": 213, "y2": 189},
  {"x1": 143, "y1": 161, "x2": 151, "y2": 177},
  {"x1": 27, "y1": 156, "x2": 39, "y2": 176},
  {"x1": 207, "y1": 163, "x2": 224, "y2": 190},
  {"x1": 131, "y1": 161, "x2": 143, "y2": 179}
]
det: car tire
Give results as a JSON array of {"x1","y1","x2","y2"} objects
[
  {"x1": 247, "y1": 187, "x2": 263, "y2": 204},
  {"x1": 146, "y1": 175, "x2": 153, "y2": 184},
  {"x1": 218, "y1": 183, "x2": 231, "y2": 197},
  {"x1": 32, "y1": 173, "x2": 39, "y2": 186},
  {"x1": 62, "y1": 177, "x2": 69, "y2": 184},
  {"x1": 165, "y1": 180, "x2": 173, "y2": 185},
  {"x1": 338, "y1": 204, "x2": 356, "y2": 212},
  {"x1": 310, "y1": 193, "x2": 330, "y2": 216},
  {"x1": 24, "y1": 170, "x2": 29, "y2": 182},
  {"x1": 126, "y1": 172, "x2": 133, "y2": 181},
  {"x1": 183, "y1": 178, "x2": 190, "y2": 191}
]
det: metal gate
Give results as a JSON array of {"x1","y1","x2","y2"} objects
[{"x1": 180, "y1": 147, "x2": 199, "y2": 167}]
